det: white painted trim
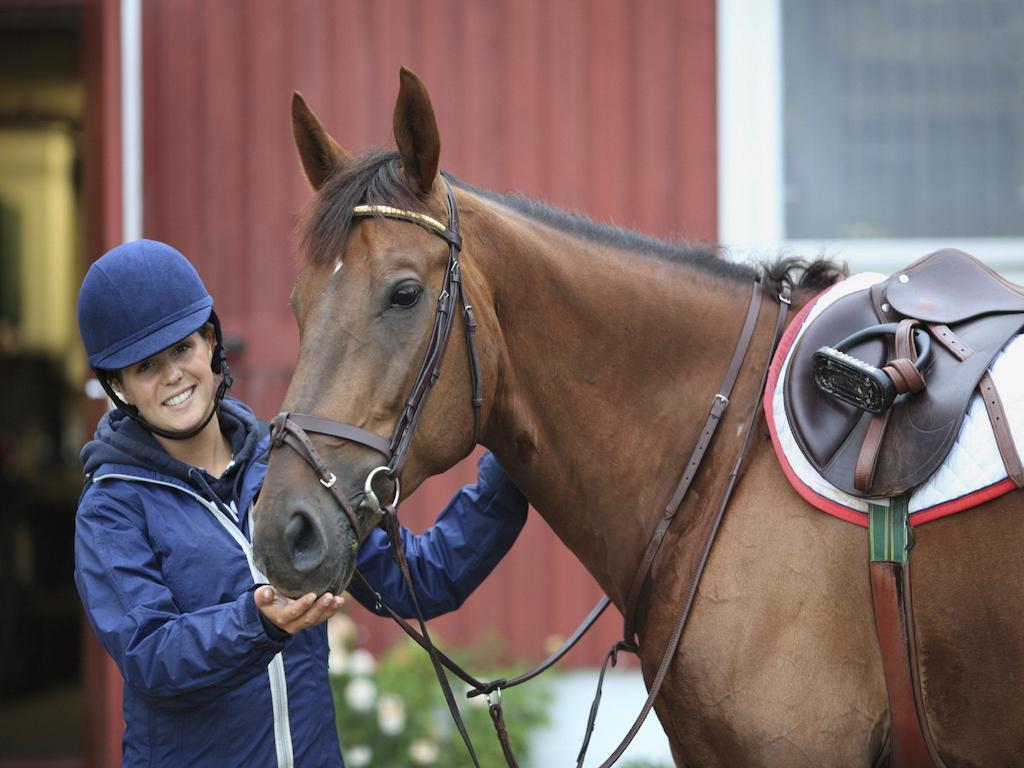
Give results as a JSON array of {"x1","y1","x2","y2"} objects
[
  {"x1": 716, "y1": 0, "x2": 1024, "y2": 279},
  {"x1": 717, "y1": 0, "x2": 784, "y2": 251},
  {"x1": 786, "y1": 238, "x2": 1024, "y2": 281},
  {"x1": 526, "y1": 670, "x2": 672, "y2": 766},
  {"x1": 120, "y1": 0, "x2": 142, "y2": 241}
]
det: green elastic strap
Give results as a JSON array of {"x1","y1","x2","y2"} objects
[{"x1": 868, "y1": 494, "x2": 911, "y2": 563}]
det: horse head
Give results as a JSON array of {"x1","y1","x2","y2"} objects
[{"x1": 252, "y1": 69, "x2": 496, "y2": 597}]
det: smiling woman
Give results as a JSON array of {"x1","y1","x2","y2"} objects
[
  {"x1": 110, "y1": 330, "x2": 227, "y2": 467},
  {"x1": 72, "y1": 239, "x2": 528, "y2": 767}
]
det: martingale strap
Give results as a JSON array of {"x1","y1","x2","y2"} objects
[
  {"x1": 351, "y1": 571, "x2": 612, "y2": 697},
  {"x1": 621, "y1": 280, "x2": 767, "y2": 646},
  {"x1": 579, "y1": 280, "x2": 792, "y2": 768}
]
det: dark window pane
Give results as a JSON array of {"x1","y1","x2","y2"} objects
[{"x1": 783, "y1": 0, "x2": 1024, "y2": 238}]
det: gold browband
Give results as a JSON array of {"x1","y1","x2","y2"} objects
[{"x1": 352, "y1": 204, "x2": 448, "y2": 234}]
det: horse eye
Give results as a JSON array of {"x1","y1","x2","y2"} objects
[{"x1": 390, "y1": 284, "x2": 422, "y2": 308}]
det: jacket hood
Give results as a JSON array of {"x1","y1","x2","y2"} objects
[{"x1": 81, "y1": 396, "x2": 266, "y2": 490}]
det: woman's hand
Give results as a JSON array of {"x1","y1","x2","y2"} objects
[{"x1": 255, "y1": 586, "x2": 345, "y2": 635}]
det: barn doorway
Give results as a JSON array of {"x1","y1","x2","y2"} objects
[{"x1": 0, "y1": 5, "x2": 86, "y2": 763}]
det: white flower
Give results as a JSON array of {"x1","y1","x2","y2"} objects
[
  {"x1": 409, "y1": 738, "x2": 439, "y2": 765},
  {"x1": 328, "y1": 647, "x2": 349, "y2": 677},
  {"x1": 346, "y1": 744, "x2": 372, "y2": 767},
  {"x1": 465, "y1": 684, "x2": 489, "y2": 708},
  {"x1": 327, "y1": 614, "x2": 357, "y2": 654},
  {"x1": 344, "y1": 677, "x2": 377, "y2": 712},
  {"x1": 376, "y1": 692, "x2": 406, "y2": 735},
  {"x1": 348, "y1": 648, "x2": 377, "y2": 676}
]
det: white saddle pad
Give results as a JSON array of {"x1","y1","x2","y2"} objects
[{"x1": 764, "y1": 273, "x2": 1024, "y2": 527}]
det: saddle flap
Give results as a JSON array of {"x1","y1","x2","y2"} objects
[
  {"x1": 786, "y1": 290, "x2": 886, "y2": 470},
  {"x1": 886, "y1": 248, "x2": 1024, "y2": 324},
  {"x1": 785, "y1": 261, "x2": 1024, "y2": 498}
]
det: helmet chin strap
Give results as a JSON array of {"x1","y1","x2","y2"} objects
[
  {"x1": 98, "y1": 310, "x2": 234, "y2": 441},
  {"x1": 98, "y1": 367, "x2": 228, "y2": 441}
]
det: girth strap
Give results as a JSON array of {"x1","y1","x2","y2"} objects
[
  {"x1": 868, "y1": 496, "x2": 946, "y2": 768},
  {"x1": 870, "y1": 561, "x2": 942, "y2": 768}
]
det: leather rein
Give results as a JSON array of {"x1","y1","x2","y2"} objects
[{"x1": 267, "y1": 176, "x2": 792, "y2": 767}]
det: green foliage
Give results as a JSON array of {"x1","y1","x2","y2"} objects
[{"x1": 329, "y1": 616, "x2": 553, "y2": 767}]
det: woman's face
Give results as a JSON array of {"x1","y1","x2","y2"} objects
[{"x1": 114, "y1": 329, "x2": 218, "y2": 434}]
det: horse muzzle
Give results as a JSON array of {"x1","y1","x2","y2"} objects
[{"x1": 252, "y1": 490, "x2": 359, "y2": 598}]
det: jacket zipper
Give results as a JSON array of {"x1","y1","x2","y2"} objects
[{"x1": 93, "y1": 474, "x2": 295, "y2": 768}]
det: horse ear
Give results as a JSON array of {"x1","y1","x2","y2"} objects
[
  {"x1": 393, "y1": 67, "x2": 440, "y2": 197},
  {"x1": 292, "y1": 91, "x2": 352, "y2": 190}
]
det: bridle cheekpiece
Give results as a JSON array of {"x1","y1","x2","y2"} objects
[{"x1": 269, "y1": 174, "x2": 482, "y2": 531}]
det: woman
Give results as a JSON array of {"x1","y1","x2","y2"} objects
[{"x1": 74, "y1": 239, "x2": 528, "y2": 767}]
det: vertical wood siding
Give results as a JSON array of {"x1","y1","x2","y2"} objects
[{"x1": 141, "y1": 0, "x2": 716, "y2": 667}]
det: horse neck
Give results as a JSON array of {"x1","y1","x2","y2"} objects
[{"x1": 472, "y1": 207, "x2": 767, "y2": 605}]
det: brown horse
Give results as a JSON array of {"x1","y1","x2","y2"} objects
[{"x1": 252, "y1": 69, "x2": 1024, "y2": 767}]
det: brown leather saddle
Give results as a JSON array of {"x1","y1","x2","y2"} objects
[{"x1": 785, "y1": 248, "x2": 1024, "y2": 498}]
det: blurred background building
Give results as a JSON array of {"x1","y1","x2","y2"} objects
[{"x1": 0, "y1": 1, "x2": 1019, "y2": 766}]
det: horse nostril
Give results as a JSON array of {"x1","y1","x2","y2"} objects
[{"x1": 283, "y1": 510, "x2": 327, "y2": 573}]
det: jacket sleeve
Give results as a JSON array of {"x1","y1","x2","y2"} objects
[
  {"x1": 74, "y1": 489, "x2": 289, "y2": 708},
  {"x1": 350, "y1": 452, "x2": 528, "y2": 620}
]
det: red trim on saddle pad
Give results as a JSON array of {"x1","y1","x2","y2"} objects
[{"x1": 907, "y1": 478, "x2": 1015, "y2": 526}]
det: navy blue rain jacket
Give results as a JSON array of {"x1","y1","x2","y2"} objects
[{"x1": 75, "y1": 397, "x2": 527, "y2": 767}]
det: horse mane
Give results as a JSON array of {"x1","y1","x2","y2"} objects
[
  {"x1": 299, "y1": 149, "x2": 427, "y2": 266},
  {"x1": 761, "y1": 255, "x2": 847, "y2": 298},
  {"x1": 453, "y1": 179, "x2": 752, "y2": 282},
  {"x1": 299, "y1": 148, "x2": 845, "y2": 298}
]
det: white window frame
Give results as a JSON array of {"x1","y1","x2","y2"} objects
[{"x1": 717, "y1": 0, "x2": 1024, "y2": 281}]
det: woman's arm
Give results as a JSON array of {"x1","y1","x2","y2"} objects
[
  {"x1": 350, "y1": 452, "x2": 528, "y2": 619},
  {"x1": 75, "y1": 493, "x2": 288, "y2": 707}
]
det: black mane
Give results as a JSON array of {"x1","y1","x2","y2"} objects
[{"x1": 299, "y1": 148, "x2": 843, "y2": 297}]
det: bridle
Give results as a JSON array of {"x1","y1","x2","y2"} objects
[
  {"x1": 268, "y1": 174, "x2": 495, "y2": 762},
  {"x1": 267, "y1": 171, "x2": 794, "y2": 767},
  {"x1": 269, "y1": 173, "x2": 482, "y2": 534}
]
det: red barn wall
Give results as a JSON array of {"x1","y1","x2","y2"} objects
[{"x1": 139, "y1": 0, "x2": 716, "y2": 667}]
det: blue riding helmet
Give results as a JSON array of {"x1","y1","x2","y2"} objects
[{"x1": 77, "y1": 239, "x2": 232, "y2": 439}]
